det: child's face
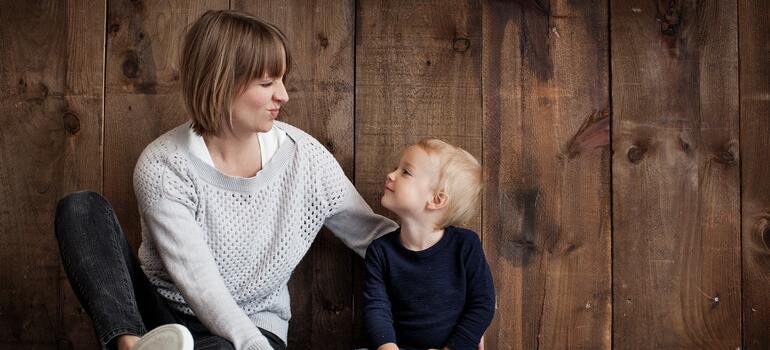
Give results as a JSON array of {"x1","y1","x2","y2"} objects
[{"x1": 381, "y1": 145, "x2": 440, "y2": 218}]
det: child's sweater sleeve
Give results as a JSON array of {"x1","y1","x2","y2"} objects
[
  {"x1": 445, "y1": 235, "x2": 496, "y2": 350},
  {"x1": 362, "y1": 243, "x2": 398, "y2": 348}
]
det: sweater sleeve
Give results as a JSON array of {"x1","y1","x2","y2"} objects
[
  {"x1": 316, "y1": 144, "x2": 398, "y2": 257},
  {"x1": 444, "y1": 235, "x2": 496, "y2": 350},
  {"x1": 324, "y1": 179, "x2": 399, "y2": 257},
  {"x1": 134, "y1": 156, "x2": 273, "y2": 350},
  {"x1": 362, "y1": 243, "x2": 398, "y2": 348}
]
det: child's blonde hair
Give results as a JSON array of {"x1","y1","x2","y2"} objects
[
  {"x1": 179, "y1": 10, "x2": 292, "y2": 136},
  {"x1": 415, "y1": 139, "x2": 482, "y2": 229}
]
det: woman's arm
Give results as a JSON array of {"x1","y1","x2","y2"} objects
[
  {"x1": 134, "y1": 155, "x2": 273, "y2": 350},
  {"x1": 141, "y1": 198, "x2": 274, "y2": 350},
  {"x1": 324, "y1": 179, "x2": 399, "y2": 257}
]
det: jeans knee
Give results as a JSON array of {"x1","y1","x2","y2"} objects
[{"x1": 55, "y1": 191, "x2": 112, "y2": 237}]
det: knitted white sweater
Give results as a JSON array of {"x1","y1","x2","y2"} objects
[{"x1": 133, "y1": 121, "x2": 398, "y2": 350}]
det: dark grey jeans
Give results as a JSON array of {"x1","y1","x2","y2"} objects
[{"x1": 54, "y1": 191, "x2": 285, "y2": 350}]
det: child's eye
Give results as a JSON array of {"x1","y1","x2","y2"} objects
[{"x1": 402, "y1": 169, "x2": 411, "y2": 176}]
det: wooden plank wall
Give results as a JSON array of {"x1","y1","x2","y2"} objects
[
  {"x1": 1, "y1": 0, "x2": 768, "y2": 349},
  {"x1": 612, "y1": 0, "x2": 742, "y2": 348}
]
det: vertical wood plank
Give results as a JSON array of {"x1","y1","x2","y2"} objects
[
  {"x1": 740, "y1": 0, "x2": 770, "y2": 348},
  {"x1": 104, "y1": 0, "x2": 228, "y2": 249},
  {"x1": 231, "y1": 1, "x2": 356, "y2": 348},
  {"x1": 481, "y1": 0, "x2": 611, "y2": 349},
  {"x1": 0, "y1": 0, "x2": 104, "y2": 348},
  {"x1": 355, "y1": 0, "x2": 483, "y2": 346},
  {"x1": 611, "y1": 0, "x2": 741, "y2": 348}
]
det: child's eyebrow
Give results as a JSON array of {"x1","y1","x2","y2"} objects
[{"x1": 403, "y1": 161, "x2": 416, "y2": 169}]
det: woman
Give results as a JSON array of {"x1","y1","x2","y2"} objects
[{"x1": 55, "y1": 9, "x2": 397, "y2": 350}]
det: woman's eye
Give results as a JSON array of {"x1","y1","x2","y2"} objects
[{"x1": 259, "y1": 81, "x2": 273, "y2": 87}]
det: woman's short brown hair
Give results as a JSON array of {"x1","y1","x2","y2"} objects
[{"x1": 179, "y1": 10, "x2": 292, "y2": 135}]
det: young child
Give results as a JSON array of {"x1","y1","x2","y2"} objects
[{"x1": 363, "y1": 139, "x2": 495, "y2": 350}]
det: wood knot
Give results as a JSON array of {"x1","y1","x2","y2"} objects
[
  {"x1": 763, "y1": 226, "x2": 770, "y2": 250},
  {"x1": 452, "y1": 37, "x2": 470, "y2": 52},
  {"x1": 108, "y1": 22, "x2": 120, "y2": 33},
  {"x1": 753, "y1": 214, "x2": 770, "y2": 251},
  {"x1": 39, "y1": 83, "x2": 49, "y2": 97},
  {"x1": 122, "y1": 50, "x2": 140, "y2": 79},
  {"x1": 657, "y1": 0, "x2": 681, "y2": 36},
  {"x1": 715, "y1": 150, "x2": 736, "y2": 165},
  {"x1": 627, "y1": 145, "x2": 646, "y2": 163},
  {"x1": 317, "y1": 34, "x2": 329, "y2": 48},
  {"x1": 678, "y1": 136, "x2": 690, "y2": 152},
  {"x1": 62, "y1": 112, "x2": 80, "y2": 135}
]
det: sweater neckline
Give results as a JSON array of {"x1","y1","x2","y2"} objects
[
  {"x1": 393, "y1": 226, "x2": 454, "y2": 258},
  {"x1": 184, "y1": 123, "x2": 298, "y2": 193}
]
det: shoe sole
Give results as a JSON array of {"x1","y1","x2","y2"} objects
[{"x1": 133, "y1": 324, "x2": 194, "y2": 350}]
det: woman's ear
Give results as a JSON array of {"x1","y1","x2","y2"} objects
[{"x1": 427, "y1": 191, "x2": 448, "y2": 211}]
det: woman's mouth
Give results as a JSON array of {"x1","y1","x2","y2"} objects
[{"x1": 268, "y1": 109, "x2": 280, "y2": 118}]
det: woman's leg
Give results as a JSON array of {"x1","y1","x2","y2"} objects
[{"x1": 54, "y1": 191, "x2": 177, "y2": 349}]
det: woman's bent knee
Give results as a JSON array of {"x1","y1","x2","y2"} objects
[{"x1": 54, "y1": 190, "x2": 113, "y2": 239}]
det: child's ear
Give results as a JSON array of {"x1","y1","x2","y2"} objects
[{"x1": 426, "y1": 191, "x2": 448, "y2": 210}]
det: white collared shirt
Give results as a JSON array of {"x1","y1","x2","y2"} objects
[{"x1": 187, "y1": 124, "x2": 288, "y2": 174}]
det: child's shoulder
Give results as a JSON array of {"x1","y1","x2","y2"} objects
[
  {"x1": 369, "y1": 228, "x2": 400, "y2": 249},
  {"x1": 446, "y1": 226, "x2": 482, "y2": 245}
]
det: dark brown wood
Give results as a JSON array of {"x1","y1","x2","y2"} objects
[
  {"x1": 0, "y1": 0, "x2": 104, "y2": 349},
  {"x1": 611, "y1": 0, "x2": 741, "y2": 348},
  {"x1": 482, "y1": 0, "x2": 611, "y2": 349},
  {"x1": 740, "y1": 0, "x2": 770, "y2": 348},
  {"x1": 355, "y1": 0, "x2": 483, "y2": 346},
  {"x1": 232, "y1": 1, "x2": 357, "y2": 348}
]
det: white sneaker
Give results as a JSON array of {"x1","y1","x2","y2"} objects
[{"x1": 133, "y1": 324, "x2": 194, "y2": 350}]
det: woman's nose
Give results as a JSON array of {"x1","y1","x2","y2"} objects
[{"x1": 274, "y1": 80, "x2": 290, "y2": 104}]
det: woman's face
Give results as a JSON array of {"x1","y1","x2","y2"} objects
[{"x1": 230, "y1": 74, "x2": 289, "y2": 133}]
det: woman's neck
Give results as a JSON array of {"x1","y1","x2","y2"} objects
[{"x1": 203, "y1": 129, "x2": 262, "y2": 177}]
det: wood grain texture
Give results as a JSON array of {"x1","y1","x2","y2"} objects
[
  {"x1": 231, "y1": 1, "x2": 357, "y2": 348},
  {"x1": 482, "y1": 0, "x2": 611, "y2": 349},
  {"x1": 740, "y1": 0, "x2": 770, "y2": 348},
  {"x1": 611, "y1": 0, "x2": 741, "y2": 348},
  {"x1": 0, "y1": 0, "x2": 104, "y2": 348},
  {"x1": 355, "y1": 0, "x2": 483, "y2": 346}
]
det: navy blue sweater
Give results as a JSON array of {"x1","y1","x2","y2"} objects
[{"x1": 363, "y1": 226, "x2": 495, "y2": 350}]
